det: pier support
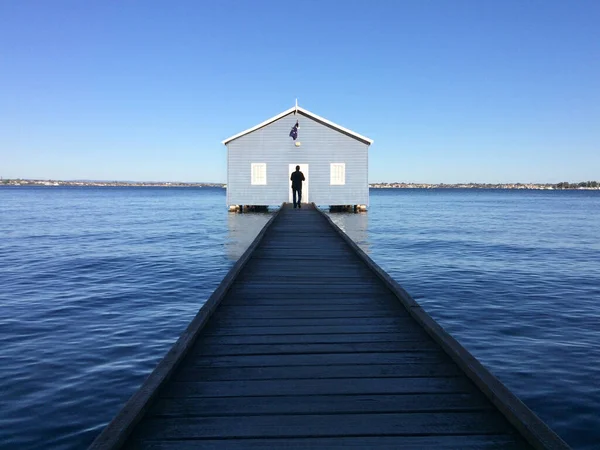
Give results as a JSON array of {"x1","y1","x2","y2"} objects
[
  {"x1": 329, "y1": 205, "x2": 368, "y2": 213},
  {"x1": 229, "y1": 205, "x2": 269, "y2": 213}
]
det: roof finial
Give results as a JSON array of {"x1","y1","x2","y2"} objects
[{"x1": 295, "y1": 98, "x2": 298, "y2": 113}]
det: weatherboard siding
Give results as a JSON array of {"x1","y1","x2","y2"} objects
[{"x1": 226, "y1": 111, "x2": 369, "y2": 206}]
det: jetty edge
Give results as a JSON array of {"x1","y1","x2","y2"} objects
[
  {"x1": 88, "y1": 203, "x2": 570, "y2": 449},
  {"x1": 87, "y1": 207, "x2": 281, "y2": 449},
  {"x1": 315, "y1": 206, "x2": 570, "y2": 450}
]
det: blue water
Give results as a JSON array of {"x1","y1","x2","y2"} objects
[{"x1": 1, "y1": 187, "x2": 599, "y2": 449}]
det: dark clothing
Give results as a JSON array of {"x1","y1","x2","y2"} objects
[
  {"x1": 293, "y1": 188, "x2": 302, "y2": 207},
  {"x1": 290, "y1": 170, "x2": 305, "y2": 208},
  {"x1": 290, "y1": 170, "x2": 305, "y2": 190}
]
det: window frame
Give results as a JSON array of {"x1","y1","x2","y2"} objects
[
  {"x1": 251, "y1": 163, "x2": 267, "y2": 185},
  {"x1": 330, "y1": 163, "x2": 346, "y2": 185}
]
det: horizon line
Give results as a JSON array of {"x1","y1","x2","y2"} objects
[{"x1": 2, "y1": 177, "x2": 599, "y2": 186}]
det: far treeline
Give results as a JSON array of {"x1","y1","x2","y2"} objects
[
  {"x1": 555, "y1": 181, "x2": 599, "y2": 188},
  {"x1": 370, "y1": 181, "x2": 600, "y2": 189}
]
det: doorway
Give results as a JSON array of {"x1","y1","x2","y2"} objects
[{"x1": 289, "y1": 164, "x2": 309, "y2": 204}]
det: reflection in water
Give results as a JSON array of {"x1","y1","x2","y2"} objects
[
  {"x1": 324, "y1": 210, "x2": 370, "y2": 254},
  {"x1": 226, "y1": 211, "x2": 274, "y2": 260}
]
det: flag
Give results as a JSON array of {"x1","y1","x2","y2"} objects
[{"x1": 289, "y1": 120, "x2": 298, "y2": 140}]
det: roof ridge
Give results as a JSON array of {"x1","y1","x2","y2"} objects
[{"x1": 222, "y1": 105, "x2": 373, "y2": 145}]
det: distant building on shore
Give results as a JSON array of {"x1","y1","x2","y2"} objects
[{"x1": 222, "y1": 103, "x2": 373, "y2": 211}]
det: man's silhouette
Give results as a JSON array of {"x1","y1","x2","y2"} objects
[{"x1": 290, "y1": 165, "x2": 305, "y2": 208}]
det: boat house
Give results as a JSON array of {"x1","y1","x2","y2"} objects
[{"x1": 222, "y1": 103, "x2": 373, "y2": 211}]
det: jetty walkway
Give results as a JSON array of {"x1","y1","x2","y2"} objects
[{"x1": 90, "y1": 204, "x2": 569, "y2": 449}]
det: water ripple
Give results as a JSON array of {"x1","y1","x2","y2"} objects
[{"x1": 0, "y1": 187, "x2": 272, "y2": 449}]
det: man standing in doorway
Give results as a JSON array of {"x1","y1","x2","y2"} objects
[{"x1": 290, "y1": 165, "x2": 305, "y2": 209}]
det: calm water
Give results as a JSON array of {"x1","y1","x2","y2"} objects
[{"x1": 0, "y1": 187, "x2": 599, "y2": 449}]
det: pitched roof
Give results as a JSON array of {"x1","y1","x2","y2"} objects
[{"x1": 221, "y1": 105, "x2": 374, "y2": 145}]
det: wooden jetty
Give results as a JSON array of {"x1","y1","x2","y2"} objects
[{"x1": 90, "y1": 204, "x2": 570, "y2": 449}]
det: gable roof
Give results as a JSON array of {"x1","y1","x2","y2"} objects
[{"x1": 221, "y1": 105, "x2": 374, "y2": 146}]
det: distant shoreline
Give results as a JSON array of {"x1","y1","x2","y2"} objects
[
  {"x1": 1, "y1": 180, "x2": 225, "y2": 188},
  {"x1": 370, "y1": 182, "x2": 600, "y2": 190},
  {"x1": 1, "y1": 179, "x2": 599, "y2": 190}
]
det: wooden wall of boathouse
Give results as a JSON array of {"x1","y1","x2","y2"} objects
[{"x1": 225, "y1": 109, "x2": 370, "y2": 208}]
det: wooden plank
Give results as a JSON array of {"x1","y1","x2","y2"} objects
[
  {"x1": 129, "y1": 434, "x2": 530, "y2": 450},
  {"x1": 209, "y1": 317, "x2": 413, "y2": 327},
  {"x1": 131, "y1": 412, "x2": 515, "y2": 440},
  {"x1": 211, "y1": 309, "x2": 405, "y2": 319},
  {"x1": 241, "y1": 265, "x2": 370, "y2": 271},
  {"x1": 244, "y1": 260, "x2": 366, "y2": 267},
  {"x1": 190, "y1": 341, "x2": 440, "y2": 357},
  {"x1": 255, "y1": 249, "x2": 354, "y2": 255},
  {"x1": 220, "y1": 300, "x2": 400, "y2": 308},
  {"x1": 221, "y1": 292, "x2": 398, "y2": 301},
  {"x1": 225, "y1": 290, "x2": 388, "y2": 299},
  {"x1": 196, "y1": 330, "x2": 431, "y2": 345},
  {"x1": 173, "y1": 362, "x2": 462, "y2": 381},
  {"x1": 221, "y1": 297, "x2": 400, "y2": 306},
  {"x1": 237, "y1": 273, "x2": 379, "y2": 281},
  {"x1": 258, "y1": 241, "x2": 352, "y2": 246},
  {"x1": 260, "y1": 237, "x2": 345, "y2": 240},
  {"x1": 245, "y1": 251, "x2": 362, "y2": 259},
  {"x1": 227, "y1": 289, "x2": 393, "y2": 296},
  {"x1": 243, "y1": 267, "x2": 368, "y2": 275},
  {"x1": 87, "y1": 207, "x2": 284, "y2": 450},
  {"x1": 160, "y1": 377, "x2": 474, "y2": 398},
  {"x1": 233, "y1": 277, "x2": 381, "y2": 283},
  {"x1": 241, "y1": 267, "x2": 371, "y2": 272},
  {"x1": 238, "y1": 273, "x2": 372, "y2": 280},
  {"x1": 230, "y1": 277, "x2": 389, "y2": 287},
  {"x1": 215, "y1": 303, "x2": 401, "y2": 312},
  {"x1": 251, "y1": 251, "x2": 355, "y2": 257},
  {"x1": 228, "y1": 285, "x2": 390, "y2": 293},
  {"x1": 250, "y1": 255, "x2": 365, "y2": 261},
  {"x1": 183, "y1": 351, "x2": 451, "y2": 368},
  {"x1": 149, "y1": 392, "x2": 492, "y2": 417},
  {"x1": 262, "y1": 237, "x2": 350, "y2": 241},
  {"x1": 262, "y1": 238, "x2": 341, "y2": 241},
  {"x1": 202, "y1": 324, "x2": 428, "y2": 336},
  {"x1": 257, "y1": 246, "x2": 350, "y2": 250},
  {"x1": 223, "y1": 290, "x2": 396, "y2": 298}
]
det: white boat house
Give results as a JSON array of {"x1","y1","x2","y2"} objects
[{"x1": 222, "y1": 103, "x2": 373, "y2": 211}]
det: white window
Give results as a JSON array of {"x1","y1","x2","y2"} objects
[
  {"x1": 330, "y1": 163, "x2": 345, "y2": 185},
  {"x1": 251, "y1": 163, "x2": 267, "y2": 185}
]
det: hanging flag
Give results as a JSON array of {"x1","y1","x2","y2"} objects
[{"x1": 289, "y1": 120, "x2": 299, "y2": 140}]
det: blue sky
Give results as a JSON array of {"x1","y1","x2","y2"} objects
[{"x1": 1, "y1": 0, "x2": 598, "y2": 183}]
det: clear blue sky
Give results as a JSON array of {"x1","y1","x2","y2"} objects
[{"x1": 1, "y1": 0, "x2": 598, "y2": 183}]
